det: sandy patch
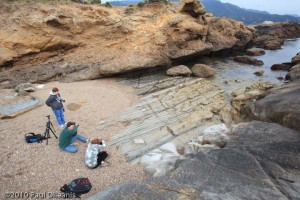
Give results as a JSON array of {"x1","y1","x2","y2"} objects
[{"x1": 0, "y1": 78, "x2": 147, "y2": 199}]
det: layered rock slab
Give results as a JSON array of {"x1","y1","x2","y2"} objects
[
  {"x1": 90, "y1": 121, "x2": 300, "y2": 200},
  {"x1": 102, "y1": 77, "x2": 230, "y2": 163}
]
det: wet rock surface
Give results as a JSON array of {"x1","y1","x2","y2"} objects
[
  {"x1": 246, "y1": 48, "x2": 265, "y2": 56},
  {"x1": 286, "y1": 64, "x2": 300, "y2": 81},
  {"x1": 271, "y1": 63, "x2": 293, "y2": 71},
  {"x1": 89, "y1": 121, "x2": 300, "y2": 200},
  {"x1": 233, "y1": 55, "x2": 264, "y2": 66}
]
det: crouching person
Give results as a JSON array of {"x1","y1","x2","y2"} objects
[
  {"x1": 59, "y1": 122, "x2": 89, "y2": 153},
  {"x1": 85, "y1": 138, "x2": 109, "y2": 168}
]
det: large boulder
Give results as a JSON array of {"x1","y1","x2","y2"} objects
[
  {"x1": 285, "y1": 64, "x2": 300, "y2": 81},
  {"x1": 15, "y1": 82, "x2": 36, "y2": 93},
  {"x1": 191, "y1": 64, "x2": 216, "y2": 78},
  {"x1": 246, "y1": 81, "x2": 300, "y2": 132},
  {"x1": 166, "y1": 65, "x2": 192, "y2": 76},
  {"x1": 140, "y1": 143, "x2": 182, "y2": 177},
  {"x1": 271, "y1": 63, "x2": 293, "y2": 71},
  {"x1": 89, "y1": 121, "x2": 300, "y2": 199}
]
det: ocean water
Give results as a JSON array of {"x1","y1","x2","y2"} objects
[{"x1": 194, "y1": 38, "x2": 300, "y2": 92}]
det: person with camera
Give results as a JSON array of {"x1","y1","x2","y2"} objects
[
  {"x1": 45, "y1": 87, "x2": 66, "y2": 129},
  {"x1": 85, "y1": 138, "x2": 109, "y2": 168},
  {"x1": 59, "y1": 122, "x2": 89, "y2": 153}
]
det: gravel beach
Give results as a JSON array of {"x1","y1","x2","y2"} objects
[{"x1": 0, "y1": 78, "x2": 147, "y2": 199}]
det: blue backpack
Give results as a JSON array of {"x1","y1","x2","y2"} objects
[{"x1": 24, "y1": 133, "x2": 44, "y2": 143}]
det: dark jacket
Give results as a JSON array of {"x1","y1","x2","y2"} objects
[{"x1": 45, "y1": 91, "x2": 63, "y2": 110}]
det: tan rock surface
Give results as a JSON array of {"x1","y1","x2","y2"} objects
[{"x1": 0, "y1": 1, "x2": 254, "y2": 88}]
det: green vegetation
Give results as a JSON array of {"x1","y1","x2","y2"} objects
[
  {"x1": 124, "y1": 6, "x2": 136, "y2": 15},
  {"x1": 105, "y1": 2, "x2": 112, "y2": 7}
]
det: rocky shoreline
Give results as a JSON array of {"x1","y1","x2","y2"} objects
[
  {"x1": 1, "y1": 0, "x2": 300, "y2": 89},
  {"x1": 1, "y1": 0, "x2": 300, "y2": 199}
]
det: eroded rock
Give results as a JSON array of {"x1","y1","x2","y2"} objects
[
  {"x1": 271, "y1": 63, "x2": 293, "y2": 71},
  {"x1": 252, "y1": 21, "x2": 300, "y2": 50},
  {"x1": 0, "y1": 2, "x2": 255, "y2": 88},
  {"x1": 246, "y1": 48, "x2": 265, "y2": 56},
  {"x1": 191, "y1": 64, "x2": 216, "y2": 78},
  {"x1": 89, "y1": 121, "x2": 300, "y2": 200},
  {"x1": 166, "y1": 65, "x2": 192, "y2": 76},
  {"x1": 285, "y1": 64, "x2": 300, "y2": 81},
  {"x1": 291, "y1": 52, "x2": 300, "y2": 65},
  {"x1": 231, "y1": 80, "x2": 275, "y2": 122},
  {"x1": 253, "y1": 70, "x2": 264, "y2": 76},
  {"x1": 233, "y1": 56, "x2": 264, "y2": 66},
  {"x1": 246, "y1": 81, "x2": 300, "y2": 132}
]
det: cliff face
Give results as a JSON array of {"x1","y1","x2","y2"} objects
[{"x1": 0, "y1": 0, "x2": 254, "y2": 87}]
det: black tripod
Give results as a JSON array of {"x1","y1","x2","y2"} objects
[{"x1": 43, "y1": 115, "x2": 58, "y2": 145}]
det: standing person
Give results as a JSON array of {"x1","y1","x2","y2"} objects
[
  {"x1": 59, "y1": 122, "x2": 89, "y2": 153},
  {"x1": 45, "y1": 87, "x2": 66, "y2": 129},
  {"x1": 85, "y1": 138, "x2": 109, "y2": 168}
]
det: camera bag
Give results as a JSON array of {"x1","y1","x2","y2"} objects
[
  {"x1": 24, "y1": 133, "x2": 44, "y2": 143},
  {"x1": 60, "y1": 177, "x2": 92, "y2": 198}
]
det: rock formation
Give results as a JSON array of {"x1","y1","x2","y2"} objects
[
  {"x1": 271, "y1": 63, "x2": 293, "y2": 71},
  {"x1": 291, "y1": 52, "x2": 300, "y2": 65},
  {"x1": 0, "y1": 1, "x2": 254, "y2": 88},
  {"x1": 89, "y1": 121, "x2": 300, "y2": 199},
  {"x1": 245, "y1": 81, "x2": 300, "y2": 132},
  {"x1": 166, "y1": 65, "x2": 192, "y2": 76},
  {"x1": 230, "y1": 80, "x2": 275, "y2": 122},
  {"x1": 233, "y1": 56, "x2": 264, "y2": 66},
  {"x1": 191, "y1": 64, "x2": 216, "y2": 77},
  {"x1": 245, "y1": 48, "x2": 265, "y2": 56},
  {"x1": 252, "y1": 21, "x2": 300, "y2": 50}
]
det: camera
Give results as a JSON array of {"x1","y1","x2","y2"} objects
[{"x1": 61, "y1": 99, "x2": 65, "y2": 102}]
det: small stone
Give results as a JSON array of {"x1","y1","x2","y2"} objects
[
  {"x1": 253, "y1": 70, "x2": 264, "y2": 76},
  {"x1": 235, "y1": 79, "x2": 244, "y2": 83},
  {"x1": 277, "y1": 77, "x2": 284, "y2": 81},
  {"x1": 133, "y1": 139, "x2": 145, "y2": 144}
]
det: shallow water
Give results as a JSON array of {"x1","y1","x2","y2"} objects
[
  {"x1": 119, "y1": 38, "x2": 300, "y2": 94},
  {"x1": 194, "y1": 38, "x2": 300, "y2": 92}
]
